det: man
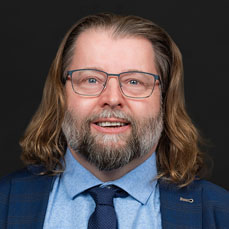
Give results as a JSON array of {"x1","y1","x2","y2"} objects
[{"x1": 0, "y1": 13, "x2": 228, "y2": 229}]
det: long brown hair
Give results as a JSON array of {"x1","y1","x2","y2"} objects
[{"x1": 20, "y1": 13, "x2": 205, "y2": 186}]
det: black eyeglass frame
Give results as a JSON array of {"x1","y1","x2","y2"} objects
[{"x1": 65, "y1": 68, "x2": 161, "y2": 99}]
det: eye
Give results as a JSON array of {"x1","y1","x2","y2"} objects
[
  {"x1": 129, "y1": 79, "x2": 139, "y2": 85},
  {"x1": 88, "y1": 78, "x2": 97, "y2": 83}
]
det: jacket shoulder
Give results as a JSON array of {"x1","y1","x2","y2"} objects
[
  {"x1": 0, "y1": 167, "x2": 55, "y2": 228},
  {"x1": 0, "y1": 167, "x2": 31, "y2": 195},
  {"x1": 0, "y1": 166, "x2": 44, "y2": 192},
  {"x1": 0, "y1": 168, "x2": 32, "y2": 227},
  {"x1": 198, "y1": 180, "x2": 229, "y2": 228},
  {"x1": 198, "y1": 179, "x2": 229, "y2": 201}
]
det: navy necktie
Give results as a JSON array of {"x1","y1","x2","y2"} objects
[{"x1": 87, "y1": 185, "x2": 128, "y2": 229}]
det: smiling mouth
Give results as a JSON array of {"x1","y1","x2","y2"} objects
[{"x1": 94, "y1": 121, "x2": 129, "y2": 128}]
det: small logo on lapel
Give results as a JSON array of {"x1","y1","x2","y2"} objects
[{"x1": 180, "y1": 197, "x2": 194, "y2": 203}]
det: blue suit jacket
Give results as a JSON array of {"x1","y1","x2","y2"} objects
[{"x1": 0, "y1": 166, "x2": 229, "y2": 229}]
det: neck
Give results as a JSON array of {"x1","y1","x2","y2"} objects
[{"x1": 68, "y1": 147, "x2": 156, "y2": 182}]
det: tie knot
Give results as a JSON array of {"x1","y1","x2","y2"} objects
[{"x1": 88, "y1": 185, "x2": 127, "y2": 206}]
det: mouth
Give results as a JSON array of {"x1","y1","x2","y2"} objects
[
  {"x1": 91, "y1": 119, "x2": 131, "y2": 134},
  {"x1": 95, "y1": 121, "x2": 128, "y2": 127}
]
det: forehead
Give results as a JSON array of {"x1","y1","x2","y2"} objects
[{"x1": 69, "y1": 29, "x2": 157, "y2": 73}]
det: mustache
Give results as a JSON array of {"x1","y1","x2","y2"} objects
[{"x1": 85, "y1": 109, "x2": 134, "y2": 124}]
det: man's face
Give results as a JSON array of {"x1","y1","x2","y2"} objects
[{"x1": 62, "y1": 29, "x2": 163, "y2": 170}]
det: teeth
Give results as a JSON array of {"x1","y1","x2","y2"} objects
[{"x1": 97, "y1": 122, "x2": 126, "y2": 127}]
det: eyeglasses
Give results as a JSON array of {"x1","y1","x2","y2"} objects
[{"x1": 65, "y1": 69, "x2": 161, "y2": 99}]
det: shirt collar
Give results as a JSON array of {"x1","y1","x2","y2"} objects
[{"x1": 62, "y1": 148, "x2": 158, "y2": 205}]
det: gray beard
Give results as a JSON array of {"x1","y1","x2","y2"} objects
[{"x1": 62, "y1": 109, "x2": 163, "y2": 171}]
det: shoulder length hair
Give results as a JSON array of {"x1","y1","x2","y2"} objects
[{"x1": 20, "y1": 13, "x2": 205, "y2": 187}]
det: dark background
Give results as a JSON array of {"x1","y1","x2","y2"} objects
[{"x1": 0, "y1": 1, "x2": 228, "y2": 190}]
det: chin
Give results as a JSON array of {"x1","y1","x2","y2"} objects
[{"x1": 95, "y1": 134, "x2": 128, "y2": 146}]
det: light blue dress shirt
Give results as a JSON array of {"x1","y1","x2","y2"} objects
[{"x1": 43, "y1": 148, "x2": 162, "y2": 228}]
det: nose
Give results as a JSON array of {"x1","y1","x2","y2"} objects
[{"x1": 98, "y1": 76, "x2": 125, "y2": 109}]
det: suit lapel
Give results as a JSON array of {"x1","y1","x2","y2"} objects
[
  {"x1": 7, "y1": 167, "x2": 55, "y2": 229},
  {"x1": 159, "y1": 180, "x2": 203, "y2": 229}
]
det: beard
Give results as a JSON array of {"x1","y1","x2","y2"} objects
[{"x1": 62, "y1": 108, "x2": 163, "y2": 171}]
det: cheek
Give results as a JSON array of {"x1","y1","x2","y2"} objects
[
  {"x1": 67, "y1": 97, "x2": 95, "y2": 118},
  {"x1": 128, "y1": 95, "x2": 161, "y2": 119},
  {"x1": 65, "y1": 85, "x2": 99, "y2": 118}
]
